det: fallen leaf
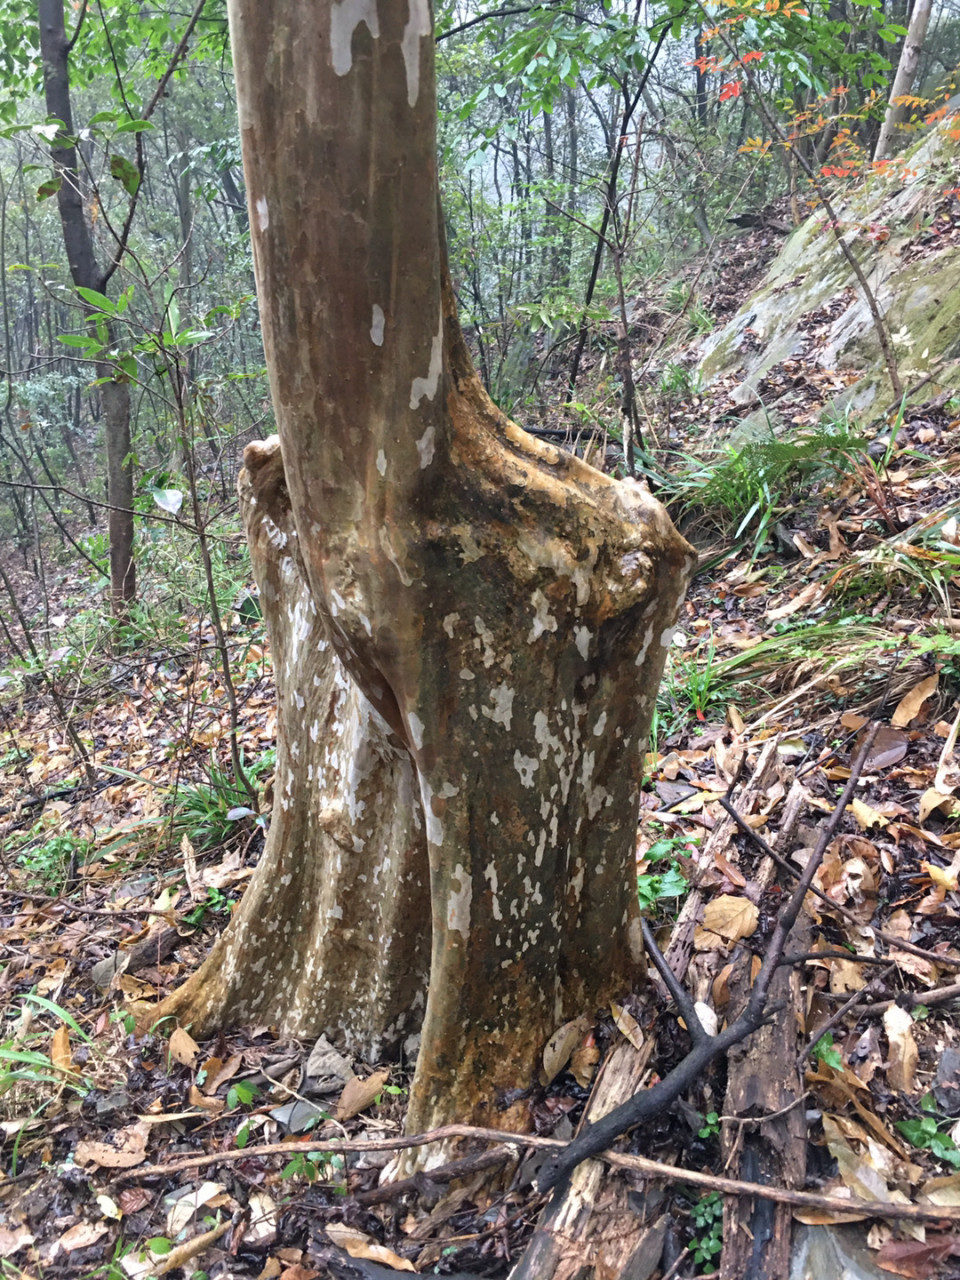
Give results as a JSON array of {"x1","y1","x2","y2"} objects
[
  {"x1": 188, "y1": 1084, "x2": 224, "y2": 1112},
  {"x1": 570, "y1": 1041, "x2": 600, "y2": 1087},
  {"x1": 243, "y1": 1191, "x2": 279, "y2": 1246},
  {"x1": 168, "y1": 1027, "x2": 200, "y2": 1068},
  {"x1": 325, "y1": 1223, "x2": 416, "y2": 1271},
  {"x1": 765, "y1": 580, "x2": 825, "y2": 621},
  {"x1": 919, "y1": 787, "x2": 959, "y2": 824},
  {"x1": 336, "y1": 1068, "x2": 391, "y2": 1121},
  {"x1": 700, "y1": 894, "x2": 759, "y2": 943},
  {"x1": 850, "y1": 798, "x2": 888, "y2": 830},
  {"x1": 97, "y1": 1194, "x2": 122, "y2": 1220},
  {"x1": 540, "y1": 1016, "x2": 592, "y2": 1086},
  {"x1": 891, "y1": 674, "x2": 939, "y2": 728},
  {"x1": 50, "y1": 1024, "x2": 72, "y2": 1072},
  {"x1": 0, "y1": 1226, "x2": 34, "y2": 1255},
  {"x1": 876, "y1": 1235, "x2": 960, "y2": 1279},
  {"x1": 165, "y1": 1181, "x2": 226, "y2": 1236},
  {"x1": 75, "y1": 1120, "x2": 150, "y2": 1169},
  {"x1": 118, "y1": 1187, "x2": 152, "y2": 1215},
  {"x1": 610, "y1": 1002, "x2": 644, "y2": 1051},
  {"x1": 207, "y1": 1052, "x2": 243, "y2": 1094},
  {"x1": 884, "y1": 1005, "x2": 919, "y2": 1094},
  {"x1": 58, "y1": 1221, "x2": 109, "y2": 1251}
]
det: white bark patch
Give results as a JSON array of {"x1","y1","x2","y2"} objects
[
  {"x1": 408, "y1": 712, "x2": 425, "y2": 750},
  {"x1": 376, "y1": 449, "x2": 387, "y2": 476},
  {"x1": 459, "y1": 669, "x2": 475, "y2": 681},
  {"x1": 330, "y1": 589, "x2": 346, "y2": 617},
  {"x1": 635, "y1": 622, "x2": 655, "y2": 666},
  {"x1": 660, "y1": 626, "x2": 677, "y2": 648},
  {"x1": 262, "y1": 515, "x2": 287, "y2": 549},
  {"x1": 593, "y1": 711, "x2": 608, "y2": 737},
  {"x1": 370, "y1": 304, "x2": 385, "y2": 346},
  {"x1": 330, "y1": 0, "x2": 380, "y2": 77},
  {"x1": 481, "y1": 683, "x2": 515, "y2": 730},
  {"x1": 473, "y1": 617, "x2": 496, "y2": 667},
  {"x1": 409, "y1": 312, "x2": 444, "y2": 409},
  {"x1": 442, "y1": 612, "x2": 460, "y2": 638},
  {"x1": 484, "y1": 860, "x2": 502, "y2": 921},
  {"x1": 401, "y1": 0, "x2": 431, "y2": 106},
  {"x1": 447, "y1": 864, "x2": 471, "y2": 936},
  {"x1": 416, "y1": 424, "x2": 436, "y2": 468},
  {"x1": 514, "y1": 750, "x2": 539, "y2": 788},
  {"x1": 528, "y1": 589, "x2": 558, "y2": 642},
  {"x1": 420, "y1": 778, "x2": 443, "y2": 845},
  {"x1": 255, "y1": 197, "x2": 269, "y2": 231},
  {"x1": 574, "y1": 626, "x2": 592, "y2": 660}
]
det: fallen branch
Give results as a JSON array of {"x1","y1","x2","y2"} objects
[
  {"x1": 534, "y1": 722, "x2": 880, "y2": 1194},
  {"x1": 115, "y1": 1120, "x2": 960, "y2": 1224}
]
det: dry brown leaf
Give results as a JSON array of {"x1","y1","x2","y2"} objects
[
  {"x1": 325, "y1": 1223, "x2": 416, "y2": 1271},
  {"x1": 885, "y1": 909, "x2": 938, "y2": 985},
  {"x1": 118, "y1": 1187, "x2": 152, "y2": 1215},
  {"x1": 883, "y1": 1005, "x2": 919, "y2": 1094},
  {"x1": 701, "y1": 894, "x2": 759, "y2": 943},
  {"x1": 610, "y1": 1002, "x2": 644, "y2": 1051},
  {"x1": 540, "y1": 1015, "x2": 592, "y2": 1086},
  {"x1": 891, "y1": 674, "x2": 939, "y2": 728},
  {"x1": 198, "y1": 1055, "x2": 223, "y2": 1093},
  {"x1": 50, "y1": 1024, "x2": 72, "y2": 1072},
  {"x1": 188, "y1": 1084, "x2": 224, "y2": 1112},
  {"x1": 570, "y1": 1042, "x2": 600, "y2": 1087},
  {"x1": 765, "y1": 580, "x2": 826, "y2": 621},
  {"x1": 207, "y1": 1052, "x2": 243, "y2": 1094},
  {"x1": 829, "y1": 958, "x2": 866, "y2": 995},
  {"x1": 168, "y1": 1027, "x2": 200, "y2": 1068},
  {"x1": 75, "y1": 1120, "x2": 150, "y2": 1169},
  {"x1": 919, "y1": 787, "x2": 959, "y2": 824},
  {"x1": 0, "y1": 1226, "x2": 34, "y2": 1255},
  {"x1": 335, "y1": 1068, "x2": 391, "y2": 1121},
  {"x1": 712, "y1": 963, "x2": 733, "y2": 1009},
  {"x1": 850, "y1": 798, "x2": 888, "y2": 830},
  {"x1": 58, "y1": 1221, "x2": 109, "y2": 1252}
]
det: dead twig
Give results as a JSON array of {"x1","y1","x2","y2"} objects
[
  {"x1": 116, "y1": 1120, "x2": 960, "y2": 1224},
  {"x1": 719, "y1": 796, "x2": 960, "y2": 972}
]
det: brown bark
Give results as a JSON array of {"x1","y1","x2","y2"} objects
[
  {"x1": 38, "y1": 0, "x2": 136, "y2": 614},
  {"x1": 155, "y1": 0, "x2": 694, "y2": 1141}
]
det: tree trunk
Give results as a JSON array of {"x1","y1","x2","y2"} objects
[
  {"x1": 38, "y1": 0, "x2": 136, "y2": 615},
  {"x1": 874, "y1": 0, "x2": 935, "y2": 161},
  {"x1": 155, "y1": 0, "x2": 694, "y2": 1143}
]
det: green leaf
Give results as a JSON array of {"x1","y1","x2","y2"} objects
[
  {"x1": 88, "y1": 110, "x2": 119, "y2": 126},
  {"x1": 57, "y1": 334, "x2": 99, "y2": 350},
  {"x1": 109, "y1": 152, "x2": 140, "y2": 196},
  {"x1": 76, "y1": 287, "x2": 116, "y2": 314},
  {"x1": 36, "y1": 174, "x2": 61, "y2": 201},
  {"x1": 147, "y1": 1238, "x2": 172, "y2": 1256},
  {"x1": 115, "y1": 119, "x2": 154, "y2": 134}
]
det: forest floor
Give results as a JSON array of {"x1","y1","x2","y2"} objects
[{"x1": 4, "y1": 228, "x2": 960, "y2": 1279}]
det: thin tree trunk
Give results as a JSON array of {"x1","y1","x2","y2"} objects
[
  {"x1": 38, "y1": 0, "x2": 136, "y2": 615},
  {"x1": 874, "y1": 0, "x2": 935, "y2": 160}
]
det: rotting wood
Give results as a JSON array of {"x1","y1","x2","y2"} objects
[{"x1": 719, "y1": 777, "x2": 810, "y2": 1280}]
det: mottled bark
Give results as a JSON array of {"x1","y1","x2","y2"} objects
[
  {"x1": 156, "y1": 440, "x2": 430, "y2": 1057},
  {"x1": 157, "y1": 0, "x2": 695, "y2": 1138}
]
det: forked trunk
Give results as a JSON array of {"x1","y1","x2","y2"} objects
[{"x1": 153, "y1": 0, "x2": 695, "y2": 1141}]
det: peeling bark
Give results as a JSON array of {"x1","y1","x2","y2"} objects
[{"x1": 155, "y1": 0, "x2": 695, "y2": 1139}]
